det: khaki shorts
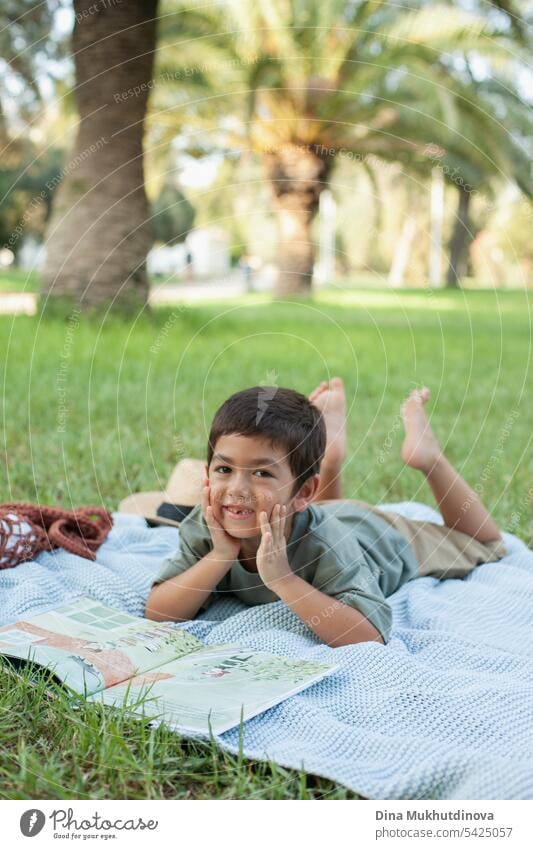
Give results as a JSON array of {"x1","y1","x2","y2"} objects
[{"x1": 329, "y1": 499, "x2": 507, "y2": 580}]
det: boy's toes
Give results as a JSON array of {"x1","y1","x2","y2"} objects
[
  {"x1": 408, "y1": 386, "x2": 429, "y2": 402},
  {"x1": 415, "y1": 386, "x2": 430, "y2": 404},
  {"x1": 402, "y1": 388, "x2": 423, "y2": 413},
  {"x1": 308, "y1": 381, "x2": 328, "y2": 402}
]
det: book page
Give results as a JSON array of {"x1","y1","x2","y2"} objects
[
  {"x1": 88, "y1": 644, "x2": 337, "y2": 736},
  {"x1": 0, "y1": 597, "x2": 203, "y2": 695}
]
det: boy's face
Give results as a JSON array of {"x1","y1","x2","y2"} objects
[{"x1": 206, "y1": 433, "x2": 319, "y2": 542}]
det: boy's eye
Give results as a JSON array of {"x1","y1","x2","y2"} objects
[{"x1": 213, "y1": 466, "x2": 272, "y2": 478}]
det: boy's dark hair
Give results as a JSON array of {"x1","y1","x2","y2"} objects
[{"x1": 207, "y1": 386, "x2": 326, "y2": 495}]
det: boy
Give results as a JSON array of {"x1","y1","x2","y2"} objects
[{"x1": 145, "y1": 381, "x2": 506, "y2": 646}]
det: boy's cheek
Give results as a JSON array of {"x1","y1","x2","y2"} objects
[
  {"x1": 208, "y1": 485, "x2": 223, "y2": 507},
  {"x1": 260, "y1": 491, "x2": 277, "y2": 512},
  {"x1": 208, "y1": 490, "x2": 225, "y2": 523},
  {"x1": 213, "y1": 501, "x2": 226, "y2": 523}
]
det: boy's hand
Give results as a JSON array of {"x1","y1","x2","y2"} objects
[
  {"x1": 201, "y1": 481, "x2": 241, "y2": 562},
  {"x1": 257, "y1": 504, "x2": 293, "y2": 591}
]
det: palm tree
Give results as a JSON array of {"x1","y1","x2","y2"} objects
[
  {"x1": 443, "y1": 78, "x2": 532, "y2": 287},
  {"x1": 41, "y1": 0, "x2": 159, "y2": 311},
  {"x1": 157, "y1": 0, "x2": 530, "y2": 295}
]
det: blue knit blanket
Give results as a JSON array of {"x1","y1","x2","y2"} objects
[{"x1": 1, "y1": 502, "x2": 531, "y2": 800}]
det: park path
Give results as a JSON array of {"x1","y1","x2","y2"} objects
[
  {"x1": 0, "y1": 271, "x2": 271, "y2": 315},
  {"x1": 0, "y1": 292, "x2": 36, "y2": 315}
]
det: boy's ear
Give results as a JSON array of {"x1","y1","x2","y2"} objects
[
  {"x1": 204, "y1": 462, "x2": 209, "y2": 481},
  {"x1": 291, "y1": 474, "x2": 321, "y2": 513}
]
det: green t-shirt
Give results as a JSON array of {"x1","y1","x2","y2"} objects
[{"x1": 152, "y1": 501, "x2": 419, "y2": 643}]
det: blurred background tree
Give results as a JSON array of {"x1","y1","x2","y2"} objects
[
  {"x1": 0, "y1": 1, "x2": 67, "y2": 259},
  {"x1": 40, "y1": 0, "x2": 159, "y2": 311},
  {"x1": 0, "y1": 0, "x2": 531, "y2": 307},
  {"x1": 151, "y1": 183, "x2": 195, "y2": 246},
  {"x1": 156, "y1": 0, "x2": 532, "y2": 294}
]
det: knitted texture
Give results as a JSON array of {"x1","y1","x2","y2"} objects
[
  {"x1": 0, "y1": 503, "x2": 113, "y2": 568},
  {"x1": 0, "y1": 502, "x2": 531, "y2": 800}
]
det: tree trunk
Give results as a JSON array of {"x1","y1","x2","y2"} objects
[
  {"x1": 446, "y1": 184, "x2": 472, "y2": 288},
  {"x1": 388, "y1": 214, "x2": 416, "y2": 287},
  {"x1": 264, "y1": 145, "x2": 331, "y2": 295},
  {"x1": 41, "y1": 0, "x2": 158, "y2": 311},
  {"x1": 429, "y1": 166, "x2": 444, "y2": 287}
]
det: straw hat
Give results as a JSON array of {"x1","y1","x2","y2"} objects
[{"x1": 118, "y1": 458, "x2": 205, "y2": 527}]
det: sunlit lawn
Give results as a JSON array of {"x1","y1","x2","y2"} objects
[
  {"x1": 0, "y1": 268, "x2": 40, "y2": 293},
  {"x1": 0, "y1": 284, "x2": 531, "y2": 798}
]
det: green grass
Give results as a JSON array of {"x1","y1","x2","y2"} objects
[
  {"x1": 0, "y1": 665, "x2": 352, "y2": 799},
  {"x1": 0, "y1": 286, "x2": 531, "y2": 799},
  {"x1": 0, "y1": 268, "x2": 39, "y2": 293}
]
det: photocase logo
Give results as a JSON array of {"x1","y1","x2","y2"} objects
[
  {"x1": 20, "y1": 809, "x2": 46, "y2": 837},
  {"x1": 256, "y1": 369, "x2": 279, "y2": 424}
]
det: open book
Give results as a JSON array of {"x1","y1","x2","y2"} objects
[{"x1": 0, "y1": 597, "x2": 337, "y2": 736}]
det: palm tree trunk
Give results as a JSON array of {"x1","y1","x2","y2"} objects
[
  {"x1": 446, "y1": 185, "x2": 472, "y2": 288},
  {"x1": 265, "y1": 146, "x2": 331, "y2": 295},
  {"x1": 41, "y1": 0, "x2": 158, "y2": 311}
]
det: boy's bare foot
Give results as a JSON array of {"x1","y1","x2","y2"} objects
[
  {"x1": 308, "y1": 377, "x2": 347, "y2": 468},
  {"x1": 400, "y1": 387, "x2": 443, "y2": 474}
]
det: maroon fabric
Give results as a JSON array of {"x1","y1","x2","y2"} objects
[{"x1": 0, "y1": 503, "x2": 113, "y2": 569}]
